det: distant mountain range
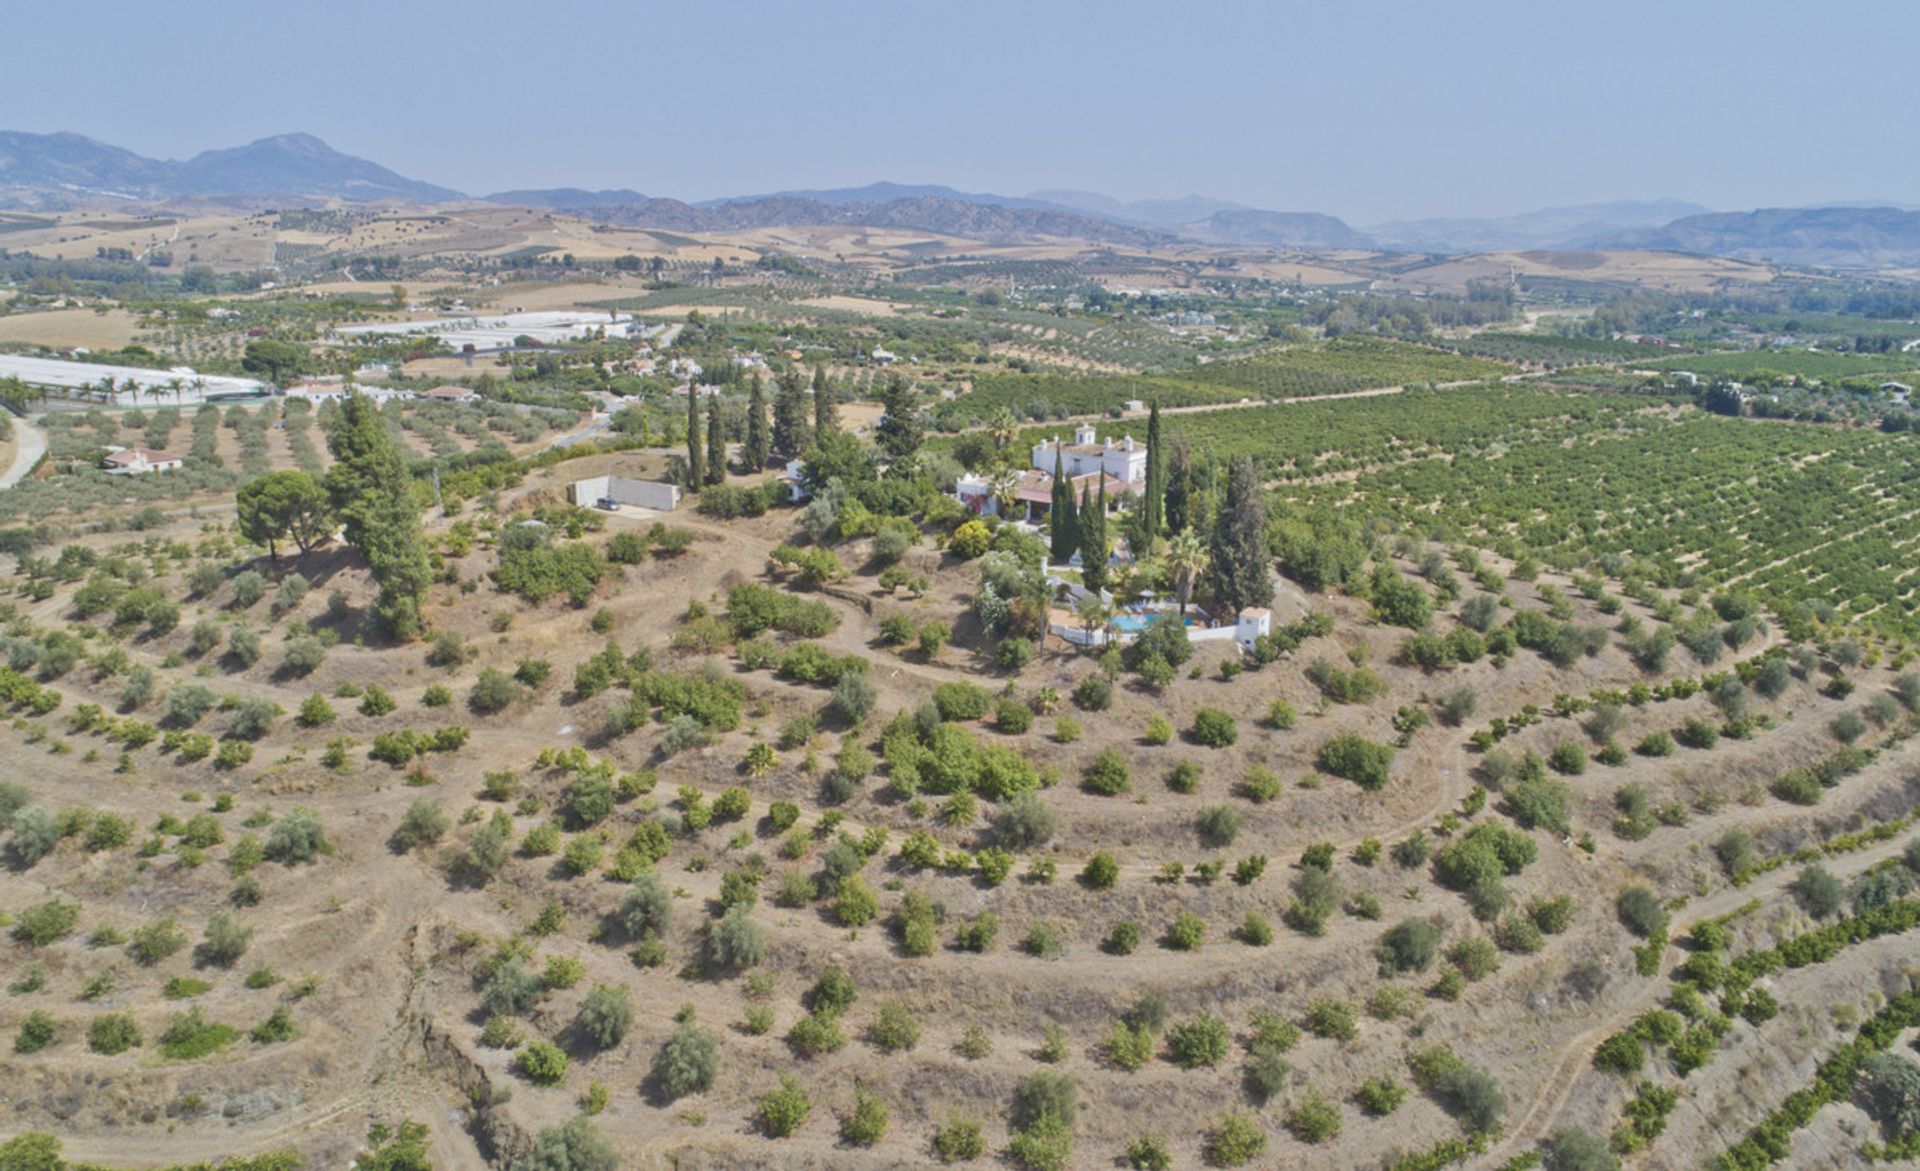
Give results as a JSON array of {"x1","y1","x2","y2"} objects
[
  {"x1": 0, "y1": 130, "x2": 459, "y2": 205},
  {"x1": 1366, "y1": 200, "x2": 1714, "y2": 253},
  {"x1": 4, "y1": 129, "x2": 1919, "y2": 270},
  {"x1": 1597, "y1": 206, "x2": 1920, "y2": 270}
]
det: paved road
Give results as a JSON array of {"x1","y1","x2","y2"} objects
[{"x1": 0, "y1": 413, "x2": 47, "y2": 489}]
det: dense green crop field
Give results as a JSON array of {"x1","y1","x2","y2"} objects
[
  {"x1": 946, "y1": 338, "x2": 1512, "y2": 422},
  {"x1": 1647, "y1": 348, "x2": 1920, "y2": 381},
  {"x1": 1137, "y1": 385, "x2": 1920, "y2": 636},
  {"x1": 1446, "y1": 332, "x2": 1679, "y2": 367},
  {"x1": 1181, "y1": 337, "x2": 1513, "y2": 396}
]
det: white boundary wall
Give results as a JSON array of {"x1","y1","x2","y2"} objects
[{"x1": 570, "y1": 475, "x2": 680, "y2": 511}]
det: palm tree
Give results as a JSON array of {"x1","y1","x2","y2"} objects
[
  {"x1": 167, "y1": 377, "x2": 184, "y2": 406},
  {"x1": 988, "y1": 407, "x2": 1019, "y2": 452},
  {"x1": 1075, "y1": 594, "x2": 1112, "y2": 647},
  {"x1": 1166, "y1": 528, "x2": 1209, "y2": 617},
  {"x1": 989, "y1": 468, "x2": 1022, "y2": 518}
]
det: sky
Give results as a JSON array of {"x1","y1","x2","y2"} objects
[{"x1": 5, "y1": 0, "x2": 1916, "y2": 225}]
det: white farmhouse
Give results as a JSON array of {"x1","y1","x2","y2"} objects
[
  {"x1": 1031, "y1": 422, "x2": 1147, "y2": 485},
  {"x1": 101, "y1": 447, "x2": 184, "y2": 475}
]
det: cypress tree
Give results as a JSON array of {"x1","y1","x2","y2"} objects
[
  {"x1": 744, "y1": 373, "x2": 770, "y2": 470},
  {"x1": 772, "y1": 368, "x2": 810, "y2": 458},
  {"x1": 685, "y1": 386, "x2": 704, "y2": 491},
  {"x1": 1048, "y1": 448, "x2": 1077, "y2": 561},
  {"x1": 1165, "y1": 436, "x2": 1193, "y2": 535},
  {"x1": 812, "y1": 366, "x2": 838, "y2": 437},
  {"x1": 1143, "y1": 402, "x2": 1165, "y2": 539},
  {"x1": 1080, "y1": 475, "x2": 1109, "y2": 594},
  {"x1": 325, "y1": 392, "x2": 432, "y2": 640},
  {"x1": 705, "y1": 395, "x2": 725, "y2": 485},
  {"x1": 875, "y1": 373, "x2": 923, "y2": 463},
  {"x1": 1207, "y1": 456, "x2": 1272, "y2": 614}
]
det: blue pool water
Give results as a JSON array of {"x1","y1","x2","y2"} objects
[{"x1": 1111, "y1": 612, "x2": 1195, "y2": 632}]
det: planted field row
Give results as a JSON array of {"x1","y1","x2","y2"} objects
[
  {"x1": 1445, "y1": 332, "x2": 1681, "y2": 368},
  {"x1": 1254, "y1": 393, "x2": 1920, "y2": 635},
  {"x1": 947, "y1": 338, "x2": 1514, "y2": 422},
  {"x1": 1646, "y1": 348, "x2": 1920, "y2": 382}
]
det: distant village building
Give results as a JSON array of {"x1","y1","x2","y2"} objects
[
  {"x1": 416, "y1": 385, "x2": 479, "y2": 403},
  {"x1": 101, "y1": 447, "x2": 183, "y2": 475}
]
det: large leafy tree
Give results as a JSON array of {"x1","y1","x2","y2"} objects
[
  {"x1": 1207, "y1": 456, "x2": 1272, "y2": 614},
  {"x1": 744, "y1": 373, "x2": 770, "y2": 470},
  {"x1": 325, "y1": 393, "x2": 433, "y2": 640},
  {"x1": 1048, "y1": 449, "x2": 1077, "y2": 561},
  {"x1": 874, "y1": 373, "x2": 923, "y2": 463},
  {"x1": 236, "y1": 470, "x2": 332, "y2": 560},
  {"x1": 239, "y1": 339, "x2": 307, "y2": 386},
  {"x1": 771, "y1": 367, "x2": 810, "y2": 459}
]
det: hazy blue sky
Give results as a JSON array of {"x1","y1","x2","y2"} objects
[{"x1": 6, "y1": 0, "x2": 1914, "y2": 223}]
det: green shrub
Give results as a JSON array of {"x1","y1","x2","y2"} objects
[
  {"x1": 1615, "y1": 886, "x2": 1666, "y2": 939},
  {"x1": 759, "y1": 1075, "x2": 812, "y2": 1137},
  {"x1": 650, "y1": 1023, "x2": 719, "y2": 1100},
  {"x1": 1167, "y1": 1011, "x2": 1231, "y2": 1068},
  {"x1": 1082, "y1": 748, "x2": 1131, "y2": 795},
  {"x1": 1304, "y1": 998, "x2": 1357, "y2": 1041},
  {"x1": 1190, "y1": 708, "x2": 1238, "y2": 747},
  {"x1": 1081, "y1": 851, "x2": 1119, "y2": 889},
  {"x1": 1377, "y1": 918, "x2": 1443, "y2": 975},
  {"x1": 1287, "y1": 1092, "x2": 1341, "y2": 1144},
  {"x1": 1317, "y1": 733, "x2": 1394, "y2": 789},
  {"x1": 1356, "y1": 1076, "x2": 1407, "y2": 1116},
  {"x1": 1164, "y1": 911, "x2": 1205, "y2": 951}
]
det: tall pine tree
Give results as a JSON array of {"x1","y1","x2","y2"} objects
[
  {"x1": 1048, "y1": 448, "x2": 1077, "y2": 561},
  {"x1": 325, "y1": 391, "x2": 432, "y2": 640},
  {"x1": 811, "y1": 366, "x2": 838, "y2": 437},
  {"x1": 1080, "y1": 475, "x2": 1109, "y2": 594},
  {"x1": 1207, "y1": 456, "x2": 1272, "y2": 614},
  {"x1": 1165, "y1": 436, "x2": 1194, "y2": 535},
  {"x1": 771, "y1": 367, "x2": 810, "y2": 458},
  {"x1": 685, "y1": 386, "x2": 704, "y2": 491},
  {"x1": 705, "y1": 394, "x2": 725, "y2": 485},
  {"x1": 1143, "y1": 401, "x2": 1165, "y2": 539},
  {"x1": 744, "y1": 373, "x2": 770, "y2": 470}
]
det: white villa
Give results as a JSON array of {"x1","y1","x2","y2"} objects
[
  {"x1": 1035, "y1": 422, "x2": 1148, "y2": 484},
  {"x1": 101, "y1": 447, "x2": 184, "y2": 475},
  {"x1": 955, "y1": 422, "x2": 1147, "y2": 521}
]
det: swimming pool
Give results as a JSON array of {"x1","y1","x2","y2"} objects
[{"x1": 1111, "y1": 612, "x2": 1195, "y2": 632}]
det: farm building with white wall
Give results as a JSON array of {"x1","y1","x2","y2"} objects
[{"x1": 569, "y1": 475, "x2": 681, "y2": 512}]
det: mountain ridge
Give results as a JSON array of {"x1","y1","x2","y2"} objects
[
  {"x1": 0, "y1": 129, "x2": 459, "y2": 205},
  {"x1": 4, "y1": 129, "x2": 1919, "y2": 270}
]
